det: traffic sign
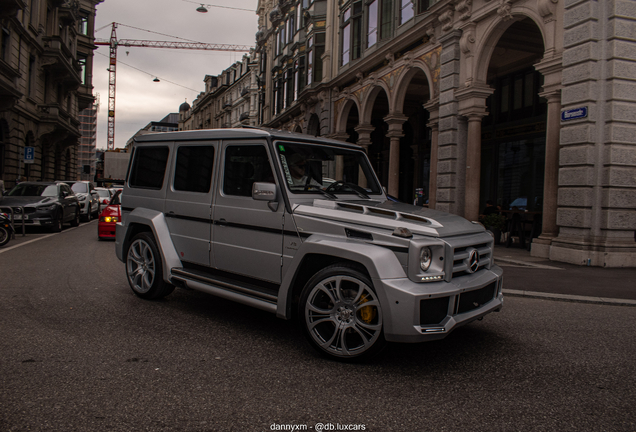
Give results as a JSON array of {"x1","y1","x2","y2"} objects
[{"x1": 24, "y1": 146, "x2": 35, "y2": 164}]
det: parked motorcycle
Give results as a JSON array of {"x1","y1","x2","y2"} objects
[{"x1": 0, "y1": 212, "x2": 14, "y2": 247}]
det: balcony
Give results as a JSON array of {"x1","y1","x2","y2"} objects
[
  {"x1": 41, "y1": 36, "x2": 82, "y2": 89},
  {"x1": 0, "y1": 0, "x2": 26, "y2": 18},
  {"x1": 241, "y1": 87, "x2": 250, "y2": 98},
  {"x1": 239, "y1": 112, "x2": 250, "y2": 122},
  {"x1": 38, "y1": 103, "x2": 81, "y2": 139},
  {"x1": 58, "y1": 1, "x2": 79, "y2": 25}
]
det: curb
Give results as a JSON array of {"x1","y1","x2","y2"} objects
[{"x1": 503, "y1": 289, "x2": 636, "y2": 307}]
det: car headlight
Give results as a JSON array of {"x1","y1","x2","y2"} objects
[
  {"x1": 420, "y1": 247, "x2": 432, "y2": 271},
  {"x1": 78, "y1": 195, "x2": 87, "y2": 201},
  {"x1": 38, "y1": 204, "x2": 57, "y2": 212}
]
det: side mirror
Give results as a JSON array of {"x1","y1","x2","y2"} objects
[{"x1": 252, "y1": 182, "x2": 278, "y2": 211}]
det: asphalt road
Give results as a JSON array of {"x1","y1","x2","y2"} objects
[{"x1": 1, "y1": 222, "x2": 635, "y2": 431}]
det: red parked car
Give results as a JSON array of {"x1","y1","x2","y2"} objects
[{"x1": 97, "y1": 190, "x2": 121, "y2": 240}]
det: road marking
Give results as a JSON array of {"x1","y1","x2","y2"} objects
[{"x1": 0, "y1": 221, "x2": 95, "y2": 254}]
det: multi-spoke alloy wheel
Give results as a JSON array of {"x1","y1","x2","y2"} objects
[
  {"x1": 126, "y1": 233, "x2": 174, "y2": 299},
  {"x1": 300, "y1": 264, "x2": 385, "y2": 361}
]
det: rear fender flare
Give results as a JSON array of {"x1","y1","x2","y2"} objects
[{"x1": 121, "y1": 208, "x2": 181, "y2": 283}]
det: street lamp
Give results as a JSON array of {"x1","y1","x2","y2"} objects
[{"x1": 196, "y1": 4, "x2": 208, "y2": 12}]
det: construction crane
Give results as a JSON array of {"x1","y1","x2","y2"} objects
[{"x1": 95, "y1": 22, "x2": 251, "y2": 150}]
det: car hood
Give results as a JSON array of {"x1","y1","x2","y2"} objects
[
  {"x1": 292, "y1": 199, "x2": 483, "y2": 238},
  {"x1": 0, "y1": 196, "x2": 57, "y2": 207}
]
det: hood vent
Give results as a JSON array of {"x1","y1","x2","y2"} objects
[
  {"x1": 345, "y1": 228, "x2": 373, "y2": 241},
  {"x1": 313, "y1": 199, "x2": 435, "y2": 226}
]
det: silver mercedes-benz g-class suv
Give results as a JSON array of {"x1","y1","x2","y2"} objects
[{"x1": 116, "y1": 128, "x2": 503, "y2": 360}]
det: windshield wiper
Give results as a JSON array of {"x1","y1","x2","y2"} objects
[{"x1": 306, "y1": 185, "x2": 338, "y2": 200}]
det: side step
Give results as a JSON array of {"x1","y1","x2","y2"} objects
[{"x1": 171, "y1": 268, "x2": 278, "y2": 314}]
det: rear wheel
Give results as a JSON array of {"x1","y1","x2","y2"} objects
[
  {"x1": 299, "y1": 264, "x2": 386, "y2": 361},
  {"x1": 126, "y1": 232, "x2": 174, "y2": 299}
]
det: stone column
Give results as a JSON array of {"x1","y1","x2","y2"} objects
[
  {"x1": 463, "y1": 114, "x2": 485, "y2": 222},
  {"x1": 455, "y1": 84, "x2": 493, "y2": 222},
  {"x1": 424, "y1": 99, "x2": 439, "y2": 209},
  {"x1": 532, "y1": 56, "x2": 563, "y2": 258},
  {"x1": 532, "y1": 90, "x2": 561, "y2": 256},
  {"x1": 383, "y1": 114, "x2": 408, "y2": 198},
  {"x1": 355, "y1": 124, "x2": 375, "y2": 188}
]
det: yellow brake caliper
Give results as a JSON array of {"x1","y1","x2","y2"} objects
[{"x1": 358, "y1": 293, "x2": 377, "y2": 324}]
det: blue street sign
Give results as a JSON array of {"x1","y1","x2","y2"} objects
[
  {"x1": 24, "y1": 146, "x2": 35, "y2": 164},
  {"x1": 561, "y1": 107, "x2": 588, "y2": 122}
]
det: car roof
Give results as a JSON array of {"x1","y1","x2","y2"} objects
[{"x1": 133, "y1": 127, "x2": 363, "y2": 150}]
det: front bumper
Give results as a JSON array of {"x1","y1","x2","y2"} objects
[{"x1": 375, "y1": 265, "x2": 504, "y2": 343}]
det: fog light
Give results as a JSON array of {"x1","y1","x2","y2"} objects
[{"x1": 421, "y1": 275, "x2": 444, "y2": 282}]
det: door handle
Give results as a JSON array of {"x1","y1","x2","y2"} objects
[{"x1": 217, "y1": 218, "x2": 227, "y2": 226}]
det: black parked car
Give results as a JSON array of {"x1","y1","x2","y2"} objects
[{"x1": 0, "y1": 182, "x2": 81, "y2": 232}]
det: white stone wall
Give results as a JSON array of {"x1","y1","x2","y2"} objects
[{"x1": 553, "y1": 0, "x2": 636, "y2": 266}]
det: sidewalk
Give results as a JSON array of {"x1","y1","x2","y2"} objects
[{"x1": 494, "y1": 244, "x2": 636, "y2": 306}]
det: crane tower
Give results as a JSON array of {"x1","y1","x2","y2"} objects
[{"x1": 95, "y1": 22, "x2": 251, "y2": 150}]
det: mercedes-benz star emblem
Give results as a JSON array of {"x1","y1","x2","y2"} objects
[{"x1": 467, "y1": 249, "x2": 479, "y2": 273}]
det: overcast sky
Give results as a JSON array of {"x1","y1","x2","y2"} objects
[{"x1": 93, "y1": 0, "x2": 258, "y2": 149}]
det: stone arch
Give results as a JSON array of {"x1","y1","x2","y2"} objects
[
  {"x1": 474, "y1": 10, "x2": 549, "y2": 85},
  {"x1": 360, "y1": 82, "x2": 391, "y2": 125},
  {"x1": 335, "y1": 98, "x2": 361, "y2": 134},
  {"x1": 307, "y1": 113, "x2": 321, "y2": 137},
  {"x1": 293, "y1": 124, "x2": 302, "y2": 134},
  {"x1": 391, "y1": 63, "x2": 434, "y2": 112}
]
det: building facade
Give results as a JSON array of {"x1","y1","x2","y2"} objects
[
  {"x1": 0, "y1": 0, "x2": 103, "y2": 190},
  {"x1": 178, "y1": 53, "x2": 260, "y2": 131},
  {"x1": 253, "y1": 0, "x2": 636, "y2": 267}
]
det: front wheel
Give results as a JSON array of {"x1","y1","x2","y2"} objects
[
  {"x1": 125, "y1": 232, "x2": 174, "y2": 300},
  {"x1": 299, "y1": 264, "x2": 386, "y2": 361},
  {"x1": 70, "y1": 209, "x2": 80, "y2": 227},
  {"x1": 0, "y1": 227, "x2": 10, "y2": 247}
]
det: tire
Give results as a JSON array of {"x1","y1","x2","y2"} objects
[
  {"x1": 51, "y1": 211, "x2": 63, "y2": 232},
  {"x1": 126, "y1": 232, "x2": 175, "y2": 300},
  {"x1": 70, "y1": 209, "x2": 80, "y2": 227},
  {"x1": 84, "y1": 208, "x2": 91, "y2": 222},
  {"x1": 0, "y1": 227, "x2": 10, "y2": 247},
  {"x1": 298, "y1": 264, "x2": 386, "y2": 361}
]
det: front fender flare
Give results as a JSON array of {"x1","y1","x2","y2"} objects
[{"x1": 277, "y1": 234, "x2": 406, "y2": 320}]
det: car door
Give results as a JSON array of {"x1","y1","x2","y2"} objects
[
  {"x1": 59, "y1": 184, "x2": 75, "y2": 221},
  {"x1": 164, "y1": 142, "x2": 217, "y2": 267},
  {"x1": 212, "y1": 141, "x2": 283, "y2": 284}
]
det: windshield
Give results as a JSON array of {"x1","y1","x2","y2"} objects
[
  {"x1": 7, "y1": 184, "x2": 58, "y2": 197},
  {"x1": 70, "y1": 183, "x2": 88, "y2": 193},
  {"x1": 276, "y1": 141, "x2": 382, "y2": 196}
]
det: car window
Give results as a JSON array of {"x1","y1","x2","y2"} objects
[
  {"x1": 174, "y1": 145, "x2": 215, "y2": 193},
  {"x1": 111, "y1": 191, "x2": 122, "y2": 205},
  {"x1": 96, "y1": 190, "x2": 111, "y2": 198},
  {"x1": 129, "y1": 146, "x2": 170, "y2": 190},
  {"x1": 7, "y1": 184, "x2": 57, "y2": 197},
  {"x1": 71, "y1": 183, "x2": 88, "y2": 193},
  {"x1": 61, "y1": 184, "x2": 73, "y2": 196},
  {"x1": 222, "y1": 145, "x2": 274, "y2": 197}
]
